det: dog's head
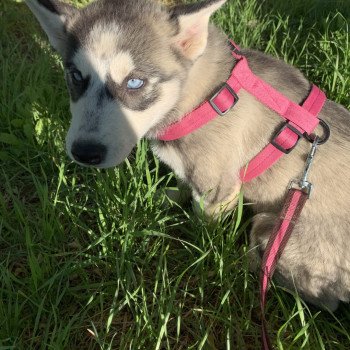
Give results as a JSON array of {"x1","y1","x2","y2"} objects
[{"x1": 26, "y1": 0, "x2": 226, "y2": 167}]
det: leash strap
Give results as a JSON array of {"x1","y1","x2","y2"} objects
[
  {"x1": 259, "y1": 135, "x2": 324, "y2": 349},
  {"x1": 260, "y1": 188, "x2": 309, "y2": 350}
]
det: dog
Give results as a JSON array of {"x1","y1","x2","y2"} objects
[{"x1": 26, "y1": 0, "x2": 350, "y2": 311}]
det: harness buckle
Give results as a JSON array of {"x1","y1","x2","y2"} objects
[
  {"x1": 228, "y1": 40, "x2": 243, "y2": 56},
  {"x1": 209, "y1": 83, "x2": 239, "y2": 116},
  {"x1": 271, "y1": 122, "x2": 304, "y2": 154}
]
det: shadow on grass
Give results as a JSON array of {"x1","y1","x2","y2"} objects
[{"x1": 0, "y1": 0, "x2": 71, "y2": 171}]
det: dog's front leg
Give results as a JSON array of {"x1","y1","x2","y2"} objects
[
  {"x1": 192, "y1": 182, "x2": 242, "y2": 219},
  {"x1": 166, "y1": 179, "x2": 192, "y2": 206}
]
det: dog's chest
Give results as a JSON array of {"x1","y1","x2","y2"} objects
[{"x1": 151, "y1": 142, "x2": 186, "y2": 180}]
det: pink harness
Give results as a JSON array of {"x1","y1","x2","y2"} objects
[
  {"x1": 158, "y1": 41, "x2": 330, "y2": 349},
  {"x1": 159, "y1": 42, "x2": 326, "y2": 181}
]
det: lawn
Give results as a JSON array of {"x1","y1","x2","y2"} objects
[{"x1": 0, "y1": 0, "x2": 349, "y2": 349}]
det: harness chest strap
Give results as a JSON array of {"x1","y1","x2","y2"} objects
[
  {"x1": 240, "y1": 84, "x2": 326, "y2": 182},
  {"x1": 158, "y1": 42, "x2": 327, "y2": 182}
]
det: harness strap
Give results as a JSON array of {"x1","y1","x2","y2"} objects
[
  {"x1": 240, "y1": 85, "x2": 326, "y2": 182},
  {"x1": 231, "y1": 58, "x2": 321, "y2": 134},
  {"x1": 260, "y1": 188, "x2": 309, "y2": 350},
  {"x1": 158, "y1": 78, "x2": 242, "y2": 141},
  {"x1": 158, "y1": 42, "x2": 243, "y2": 142}
]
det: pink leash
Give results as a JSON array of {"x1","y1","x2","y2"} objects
[
  {"x1": 260, "y1": 187, "x2": 309, "y2": 349},
  {"x1": 157, "y1": 40, "x2": 330, "y2": 349},
  {"x1": 260, "y1": 133, "x2": 329, "y2": 350}
]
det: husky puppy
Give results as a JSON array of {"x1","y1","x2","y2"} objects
[{"x1": 26, "y1": 0, "x2": 350, "y2": 310}]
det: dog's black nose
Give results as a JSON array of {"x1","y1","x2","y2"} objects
[{"x1": 71, "y1": 141, "x2": 107, "y2": 165}]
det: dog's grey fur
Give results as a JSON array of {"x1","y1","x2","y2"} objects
[{"x1": 26, "y1": 0, "x2": 350, "y2": 310}]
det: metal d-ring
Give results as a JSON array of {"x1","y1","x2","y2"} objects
[{"x1": 304, "y1": 118, "x2": 331, "y2": 145}]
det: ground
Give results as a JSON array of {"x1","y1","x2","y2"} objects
[{"x1": 0, "y1": 0, "x2": 349, "y2": 349}]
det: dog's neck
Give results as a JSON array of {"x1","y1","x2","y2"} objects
[
  {"x1": 148, "y1": 27, "x2": 270, "y2": 154},
  {"x1": 147, "y1": 26, "x2": 234, "y2": 139}
]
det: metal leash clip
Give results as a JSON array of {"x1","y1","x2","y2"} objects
[
  {"x1": 289, "y1": 136, "x2": 319, "y2": 197},
  {"x1": 289, "y1": 119, "x2": 331, "y2": 197}
]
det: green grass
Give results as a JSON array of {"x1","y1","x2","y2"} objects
[{"x1": 0, "y1": 0, "x2": 349, "y2": 349}]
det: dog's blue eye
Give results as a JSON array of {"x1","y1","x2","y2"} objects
[
  {"x1": 127, "y1": 78, "x2": 144, "y2": 90},
  {"x1": 71, "y1": 69, "x2": 83, "y2": 83}
]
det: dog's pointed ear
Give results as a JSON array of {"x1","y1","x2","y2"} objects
[
  {"x1": 25, "y1": 0, "x2": 78, "y2": 55},
  {"x1": 169, "y1": 0, "x2": 227, "y2": 61}
]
